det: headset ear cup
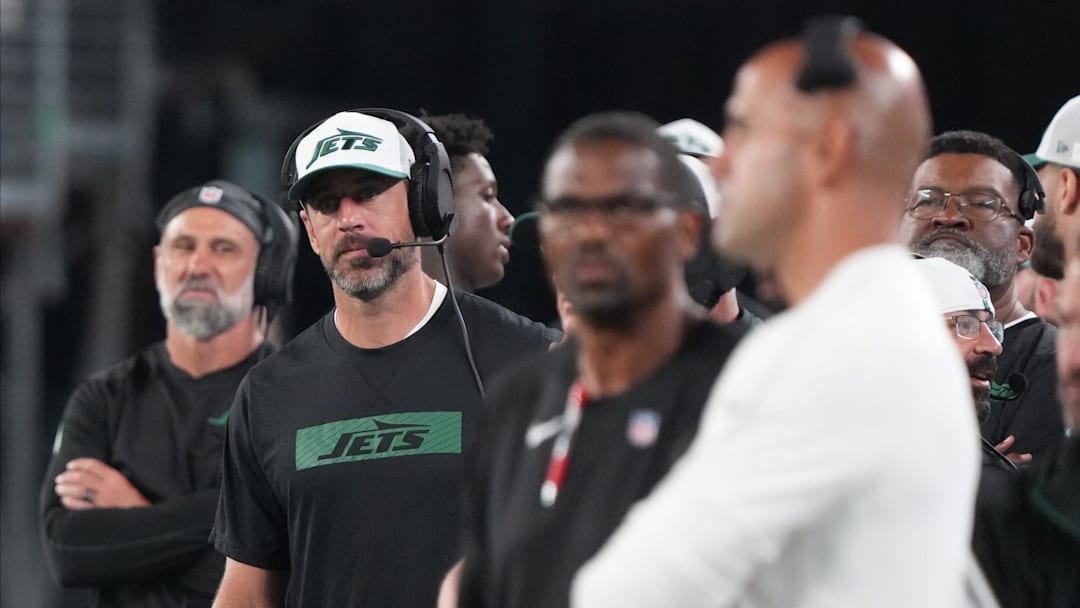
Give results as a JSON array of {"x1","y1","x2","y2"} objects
[
  {"x1": 408, "y1": 164, "x2": 431, "y2": 238},
  {"x1": 250, "y1": 193, "x2": 299, "y2": 307},
  {"x1": 1012, "y1": 150, "x2": 1046, "y2": 219},
  {"x1": 429, "y1": 142, "x2": 456, "y2": 239},
  {"x1": 351, "y1": 108, "x2": 455, "y2": 239}
]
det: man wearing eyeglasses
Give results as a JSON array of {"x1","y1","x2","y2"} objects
[
  {"x1": 449, "y1": 111, "x2": 746, "y2": 608},
  {"x1": 913, "y1": 257, "x2": 1010, "y2": 462},
  {"x1": 909, "y1": 256, "x2": 1078, "y2": 607},
  {"x1": 902, "y1": 130, "x2": 1063, "y2": 466}
]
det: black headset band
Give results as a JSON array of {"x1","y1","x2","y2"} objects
[{"x1": 796, "y1": 15, "x2": 864, "y2": 93}]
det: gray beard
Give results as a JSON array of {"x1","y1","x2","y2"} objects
[
  {"x1": 910, "y1": 233, "x2": 1015, "y2": 288},
  {"x1": 165, "y1": 301, "x2": 244, "y2": 339},
  {"x1": 160, "y1": 277, "x2": 253, "y2": 340},
  {"x1": 327, "y1": 249, "x2": 414, "y2": 302}
]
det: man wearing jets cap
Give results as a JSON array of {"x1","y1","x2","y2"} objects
[{"x1": 210, "y1": 110, "x2": 557, "y2": 607}]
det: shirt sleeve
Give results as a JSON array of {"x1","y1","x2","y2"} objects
[
  {"x1": 210, "y1": 375, "x2": 290, "y2": 570},
  {"x1": 570, "y1": 374, "x2": 890, "y2": 607},
  {"x1": 39, "y1": 379, "x2": 221, "y2": 587}
]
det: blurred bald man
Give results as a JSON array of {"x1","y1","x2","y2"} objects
[{"x1": 574, "y1": 18, "x2": 979, "y2": 608}]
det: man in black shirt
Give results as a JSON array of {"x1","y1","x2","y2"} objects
[
  {"x1": 210, "y1": 110, "x2": 558, "y2": 607},
  {"x1": 901, "y1": 130, "x2": 1063, "y2": 464},
  {"x1": 974, "y1": 271, "x2": 1080, "y2": 607},
  {"x1": 449, "y1": 112, "x2": 745, "y2": 608},
  {"x1": 40, "y1": 180, "x2": 298, "y2": 607}
]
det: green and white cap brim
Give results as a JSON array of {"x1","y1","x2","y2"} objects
[{"x1": 288, "y1": 111, "x2": 415, "y2": 202}]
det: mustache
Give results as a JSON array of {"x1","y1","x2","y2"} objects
[
  {"x1": 569, "y1": 242, "x2": 622, "y2": 267},
  {"x1": 967, "y1": 353, "x2": 997, "y2": 379},
  {"x1": 177, "y1": 276, "x2": 221, "y2": 295},
  {"x1": 333, "y1": 234, "x2": 373, "y2": 259},
  {"x1": 914, "y1": 228, "x2": 977, "y2": 250}
]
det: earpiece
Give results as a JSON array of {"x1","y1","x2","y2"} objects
[{"x1": 1011, "y1": 150, "x2": 1047, "y2": 219}]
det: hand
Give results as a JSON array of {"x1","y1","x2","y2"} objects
[
  {"x1": 54, "y1": 458, "x2": 151, "y2": 510},
  {"x1": 993, "y1": 435, "x2": 1033, "y2": 466},
  {"x1": 436, "y1": 560, "x2": 464, "y2": 608}
]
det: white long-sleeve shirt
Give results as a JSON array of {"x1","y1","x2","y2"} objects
[{"x1": 573, "y1": 245, "x2": 980, "y2": 608}]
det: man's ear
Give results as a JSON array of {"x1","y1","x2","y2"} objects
[
  {"x1": 808, "y1": 113, "x2": 855, "y2": 188},
  {"x1": 1034, "y1": 275, "x2": 1059, "y2": 321},
  {"x1": 676, "y1": 208, "x2": 707, "y2": 263},
  {"x1": 1060, "y1": 166, "x2": 1080, "y2": 217},
  {"x1": 298, "y1": 208, "x2": 321, "y2": 255},
  {"x1": 152, "y1": 244, "x2": 163, "y2": 279},
  {"x1": 1016, "y1": 222, "x2": 1035, "y2": 265}
]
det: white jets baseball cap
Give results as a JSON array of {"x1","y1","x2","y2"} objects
[{"x1": 287, "y1": 111, "x2": 415, "y2": 202}]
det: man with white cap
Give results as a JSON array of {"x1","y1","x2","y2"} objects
[
  {"x1": 209, "y1": 110, "x2": 558, "y2": 607},
  {"x1": 914, "y1": 257, "x2": 1005, "y2": 433},
  {"x1": 657, "y1": 118, "x2": 770, "y2": 326},
  {"x1": 1028, "y1": 96, "x2": 1080, "y2": 282},
  {"x1": 913, "y1": 256, "x2": 1080, "y2": 607},
  {"x1": 911, "y1": 257, "x2": 1023, "y2": 606}
]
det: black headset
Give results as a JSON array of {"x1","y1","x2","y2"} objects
[
  {"x1": 280, "y1": 108, "x2": 456, "y2": 240},
  {"x1": 249, "y1": 192, "x2": 300, "y2": 308},
  {"x1": 155, "y1": 182, "x2": 299, "y2": 310},
  {"x1": 795, "y1": 15, "x2": 864, "y2": 93},
  {"x1": 1008, "y1": 149, "x2": 1047, "y2": 219}
]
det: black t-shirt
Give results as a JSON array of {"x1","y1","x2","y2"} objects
[
  {"x1": 972, "y1": 437, "x2": 1080, "y2": 607},
  {"x1": 211, "y1": 291, "x2": 558, "y2": 608},
  {"x1": 40, "y1": 341, "x2": 275, "y2": 608},
  {"x1": 460, "y1": 320, "x2": 746, "y2": 608},
  {"x1": 982, "y1": 317, "x2": 1063, "y2": 462}
]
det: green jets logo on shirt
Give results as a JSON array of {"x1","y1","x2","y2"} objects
[
  {"x1": 295, "y1": 412, "x2": 461, "y2": 471},
  {"x1": 990, "y1": 380, "x2": 1019, "y2": 401},
  {"x1": 305, "y1": 128, "x2": 384, "y2": 169},
  {"x1": 207, "y1": 411, "x2": 229, "y2": 427}
]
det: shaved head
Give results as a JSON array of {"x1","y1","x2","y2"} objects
[
  {"x1": 755, "y1": 33, "x2": 931, "y2": 195},
  {"x1": 713, "y1": 29, "x2": 931, "y2": 302}
]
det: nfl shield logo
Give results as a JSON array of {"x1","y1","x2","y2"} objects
[
  {"x1": 626, "y1": 409, "x2": 661, "y2": 448},
  {"x1": 198, "y1": 186, "x2": 224, "y2": 204}
]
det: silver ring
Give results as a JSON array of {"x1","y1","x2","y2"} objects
[{"x1": 83, "y1": 488, "x2": 96, "y2": 503}]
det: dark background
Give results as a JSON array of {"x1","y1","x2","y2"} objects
[
  {"x1": 8, "y1": 0, "x2": 1079, "y2": 605},
  {"x1": 147, "y1": 0, "x2": 1080, "y2": 336}
]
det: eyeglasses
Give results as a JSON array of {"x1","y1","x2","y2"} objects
[
  {"x1": 536, "y1": 193, "x2": 680, "y2": 225},
  {"x1": 906, "y1": 189, "x2": 1025, "y2": 223},
  {"x1": 947, "y1": 313, "x2": 1004, "y2": 343}
]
